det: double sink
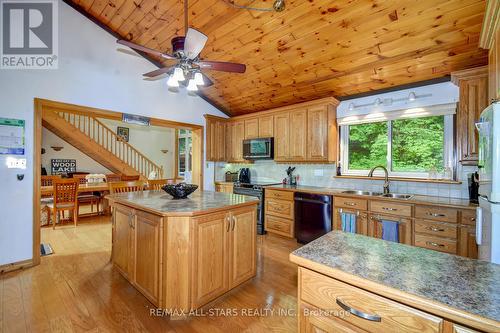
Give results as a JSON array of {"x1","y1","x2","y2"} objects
[{"x1": 341, "y1": 190, "x2": 414, "y2": 200}]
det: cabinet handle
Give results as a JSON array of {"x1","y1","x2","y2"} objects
[
  {"x1": 428, "y1": 226, "x2": 445, "y2": 232},
  {"x1": 232, "y1": 216, "x2": 236, "y2": 231},
  {"x1": 344, "y1": 202, "x2": 356, "y2": 206},
  {"x1": 336, "y1": 298, "x2": 381, "y2": 322},
  {"x1": 129, "y1": 214, "x2": 135, "y2": 229},
  {"x1": 226, "y1": 215, "x2": 231, "y2": 232},
  {"x1": 470, "y1": 217, "x2": 476, "y2": 222},
  {"x1": 382, "y1": 207, "x2": 397, "y2": 211},
  {"x1": 426, "y1": 241, "x2": 445, "y2": 248},
  {"x1": 428, "y1": 213, "x2": 446, "y2": 217}
]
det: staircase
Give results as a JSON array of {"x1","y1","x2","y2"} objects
[{"x1": 42, "y1": 109, "x2": 163, "y2": 179}]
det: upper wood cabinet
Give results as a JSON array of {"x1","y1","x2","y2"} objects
[
  {"x1": 274, "y1": 112, "x2": 290, "y2": 161},
  {"x1": 289, "y1": 109, "x2": 308, "y2": 160},
  {"x1": 228, "y1": 120, "x2": 246, "y2": 163},
  {"x1": 258, "y1": 115, "x2": 274, "y2": 137},
  {"x1": 480, "y1": 1, "x2": 500, "y2": 102},
  {"x1": 244, "y1": 118, "x2": 259, "y2": 139},
  {"x1": 307, "y1": 106, "x2": 329, "y2": 161},
  {"x1": 451, "y1": 66, "x2": 488, "y2": 165},
  {"x1": 204, "y1": 115, "x2": 227, "y2": 162}
]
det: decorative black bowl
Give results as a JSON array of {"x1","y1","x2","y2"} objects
[{"x1": 161, "y1": 183, "x2": 198, "y2": 199}]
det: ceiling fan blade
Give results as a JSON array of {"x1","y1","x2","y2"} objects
[
  {"x1": 197, "y1": 61, "x2": 246, "y2": 73},
  {"x1": 143, "y1": 66, "x2": 174, "y2": 78},
  {"x1": 184, "y1": 28, "x2": 208, "y2": 59},
  {"x1": 117, "y1": 40, "x2": 175, "y2": 60}
]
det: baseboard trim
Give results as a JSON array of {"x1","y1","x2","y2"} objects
[{"x1": 0, "y1": 259, "x2": 34, "y2": 274}]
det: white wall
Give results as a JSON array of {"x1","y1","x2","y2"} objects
[
  {"x1": 0, "y1": 0, "x2": 226, "y2": 266},
  {"x1": 42, "y1": 128, "x2": 111, "y2": 174}
]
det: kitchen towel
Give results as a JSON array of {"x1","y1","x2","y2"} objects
[
  {"x1": 381, "y1": 220, "x2": 399, "y2": 242},
  {"x1": 341, "y1": 213, "x2": 356, "y2": 233}
]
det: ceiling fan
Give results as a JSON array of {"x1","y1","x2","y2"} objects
[{"x1": 117, "y1": 0, "x2": 246, "y2": 92}]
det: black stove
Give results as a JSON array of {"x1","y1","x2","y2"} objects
[{"x1": 233, "y1": 181, "x2": 282, "y2": 235}]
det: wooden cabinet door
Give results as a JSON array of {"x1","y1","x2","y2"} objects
[
  {"x1": 333, "y1": 208, "x2": 368, "y2": 236},
  {"x1": 112, "y1": 205, "x2": 133, "y2": 278},
  {"x1": 232, "y1": 121, "x2": 245, "y2": 162},
  {"x1": 369, "y1": 214, "x2": 412, "y2": 245},
  {"x1": 215, "y1": 121, "x2": 226, "y2": 161},
  {"x1": 244, "y1": 118, "x2": 259, "y2": 139},
  {"x1": 192, "y1": 212, "x2": 230, "y2": 308},
  {"x1": 289, "y1": 109, "x2": 307, "y2": 160},
  {"x1": 274, "y1": 112, "x2": 290, "y2": 160},
  {"x1": 133, "y1": 212, "x2": 160, "y2": 305},
  {"x1": 229, "y1": 207, "x2": 256, "y2": 288},
  {"x1": 454, "y1": 69, "x2": 488, "y2": 165},
  {"x1": 258, "y1": 115, "x2": 274, "y2": 137},
  {"x1": 205, "y1": 119, "x2": 216, "y2": 161},
  {"x1": 226, "y1": 122, "x2": 233, "y2": 161},
  {"x1": 458, "y1": 224, "x2": 478, "y2": 259},
  {"x1": 307, "y1": 106, "x2": 328, "y2": 161}
]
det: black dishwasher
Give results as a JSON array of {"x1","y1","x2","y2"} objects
[{"x1": 294, "y1": 192, "x2": 332, "y2": 244}]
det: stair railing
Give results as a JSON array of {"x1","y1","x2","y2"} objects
[{"x1": 55, "y1": 110, "x2": 163, "y2": 179}]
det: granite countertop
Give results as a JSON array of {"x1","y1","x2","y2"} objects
[
  {"x1": 107, "y1": 190, "x2": 258, "y2": 216},
  {"x1": 267, "y1": 184, "x2": 478, "y2": 209},
  {"x1": 290, "y1": 231, "x2": 500, "y2": 324}
]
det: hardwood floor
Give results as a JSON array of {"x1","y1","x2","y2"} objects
[{"x1": 1, "y1": 216, "x2": 300, "y2": 332}]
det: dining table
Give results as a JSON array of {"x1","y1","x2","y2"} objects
[{"x1": 41, "y1": 182, "x2": 110, "y2": 196}]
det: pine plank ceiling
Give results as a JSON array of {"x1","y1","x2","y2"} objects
[{"x1": 70, "y1": 0, "x2": 488, "y2": 116}]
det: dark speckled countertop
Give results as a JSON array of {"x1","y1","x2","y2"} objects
[
  {"x1": 290, "y1": 231, "x2": 500, "y2": 324},
  {"x1": 268, "y1": 184, "x2": 478, "y2": 209},
  {"x1": 107, "y1": 190, "x2": 258, "y2": 216}
]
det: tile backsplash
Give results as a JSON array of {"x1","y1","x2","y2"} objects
[{"x1": 215, "y1": 161, "x2": 478, "y2": 199}]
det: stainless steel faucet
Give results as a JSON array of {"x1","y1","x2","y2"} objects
[{"x1": 368, "y1": 165, "x2": 390, "y2": 194}]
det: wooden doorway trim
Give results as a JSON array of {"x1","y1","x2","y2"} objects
[{"x1": 33, "y1": 98, "x2": 204, "y2": 266}]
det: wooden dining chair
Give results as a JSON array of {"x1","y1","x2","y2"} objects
[
  {"x1": 108, "y1": 181, "x2": 146, "y2": 194},
  {"x1": 121, "y1": 174, "x2": 140, "y2": 181},
  {"x1": 74, "y1": 175, "x2": 101, "y2": 215},
  {"x1": 147, "y1": 179, "x2": 170, "y2": 191},
  {"x1": 47, "y1": 178, "x2": 79, "y2": 229}
]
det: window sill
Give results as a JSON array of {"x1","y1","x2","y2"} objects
[{"x1": 334, "y1": 175, "x2": 461, "y2": 185}]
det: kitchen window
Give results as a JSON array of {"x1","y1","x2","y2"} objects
[
  {"x1": 178, "y1": 129, "x2": 192, "y2": 177},
  {"x1": 340, "y1": 113, "x2": 454, "y2": 178}
]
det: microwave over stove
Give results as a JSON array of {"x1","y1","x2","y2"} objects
[{"x1": 243, "y1": 137, "x2": 274, "y2": 160}]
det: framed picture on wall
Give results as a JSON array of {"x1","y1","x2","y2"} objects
[{"x1": 117, "y1": 126, "x2": 129, "y2": 142}]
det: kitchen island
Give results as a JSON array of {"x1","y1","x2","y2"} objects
[
  {"x1": 290, "y1": 231, "x2": 500, "y2": 332},
  {"x1": 107, "y1": 190, "x2": 259, "y2": 316}
]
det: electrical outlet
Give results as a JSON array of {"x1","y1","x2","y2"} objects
[{"x1": 6, "y1": 157, "x2": 26, "y2": 169}]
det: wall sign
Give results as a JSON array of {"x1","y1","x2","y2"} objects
[
  {"x1": 51, "y1": 159, "x2": 76, "y2": 175},
  {"x1": 117, "y1": 126, "x2": 129, "y2": 142},
  {"x1": 122, "y1": 113, "x2": 150, "y2": 126},
  {"x1": 0, "y1": 118, "x2": 25, "y2": 155}
]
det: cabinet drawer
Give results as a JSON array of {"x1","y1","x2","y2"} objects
[
  {"x1": 265, "y1": 198, "x2": 294, "y2": 219},
  {"x1": 415, "y1": 205, "x2": 457, "y2": 223},
  {"x1": 461, "y1": 209, "x2": 476, "y2": 225},
  {"x1": 266, "y1": 189, "x2": 294, "y2": 201},
  {"x1": 414, "y1": 234, "x2": 457, "y2": 254},
  {"x1": 414, "y1": 220, "x2": 457, "y2": 239},
  {"x1": 334, "y1": 197, "x2": 368, "y2": 211},
  {"x1": 300, "y1": 268, "x2": 443, "y2": 333},
  {"x1": 370, "y1": 201, "x2": 412, "y2": 217},
  {"x1": 265, "y1": 215, "x2": 293, "y2": 237}
]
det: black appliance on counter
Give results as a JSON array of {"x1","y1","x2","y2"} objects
[
  {"x1": 294, "y1": 192, "x2": 332, "y2": 244},
  {"x1": 238, "y1": 168, "x2": 251, "y2": 183},
  {"x1": 243, "y1": 138, "x2": 274, "y2": 160},
  {"x1": 233, "y1": 181, "x2": 282, "y2": 235}
]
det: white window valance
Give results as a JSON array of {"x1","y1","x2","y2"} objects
[{"x1": 337, "y1": 103, "x2": 457, "y2": 126}]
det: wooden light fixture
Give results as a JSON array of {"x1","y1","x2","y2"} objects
[
  {"x1": 161, "y1": 149, "x2": 169, "y2": 154},
  {"x1": 50, "y1": 146, "x2": 64, "y2": 151}
]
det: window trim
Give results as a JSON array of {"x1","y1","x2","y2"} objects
[
  {"x1": 339, "y1": 115, "x2": 454, "y2": 179},
  {"x1": 177, "y1": 129, "x2": 192, "y2": 178}
]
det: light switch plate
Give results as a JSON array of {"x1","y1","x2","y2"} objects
[{"x1": 6, "y1": 157, "x2": 27, "y2": 169}]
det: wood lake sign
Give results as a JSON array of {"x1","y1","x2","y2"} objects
[{"x1": 51, "y1": 159, "x2": 76, "y2": 175}]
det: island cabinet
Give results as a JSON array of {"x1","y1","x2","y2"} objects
[{"x1": 108, "y1": 192, "x2": 258, "y2": 316}]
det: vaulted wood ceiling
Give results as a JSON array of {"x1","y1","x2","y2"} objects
[{"x1": 69, "y1": 0, "x2": 488, "y2": 115}]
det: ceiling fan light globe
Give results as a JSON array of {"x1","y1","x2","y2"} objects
[
  {"x1": 187, "y1": 79, "x2": 198, "y2": 92},
  {"x1": 194, "y1": 72, "x2": 204, "y2": 86},
  {"x1": 173, "y1": 67, "x2": 185, "y2": 81},
  {"x1": 167, "y1": 75, "x2": 179, "y2": 88}
]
